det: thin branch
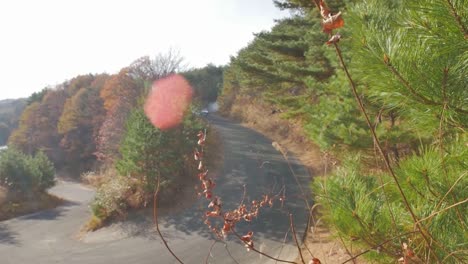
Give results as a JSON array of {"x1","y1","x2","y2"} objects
[
  {"x1": 301, "y1": 231, "x2": 315, "y2": 260},
  {"x1": 375, "y1": 168, "x2": 399, "y2": 237},
  {"x1": 205, "y1": 240, "x2": 218, "y2": 264},
  {"x1": 311, "y1": 0, "x2": 321, "y2": 9},
  {"x1": 445, "y1": 0, "x2": 468, "y2": 37},
  {"x1": 153, "y1": 175, "x2": 184, "y2": 264},
  {"x1": 278, "y1": 150, "x2": 315, "y2": 251},
  {"x1": 306, "y1": 213, "x2": 323, "y2": 259},
  {"x1": 439, "y1": 68, "x2": 465, "y2": 226},
  {"x1": 332, "y1": 42, "x2": 439, "y2": 261},
  {"x1": 416, "y1": 197, "x2": 468, "y2": 225},
  {"x1": 384, "y1": 60, "x2": 467, "y2": 114},
  {"x1": 290, "y1": 214, "x2": 306, "y2": 264},
  {"x1": 435, "y1": 171, "x2": 467, "y2": 211},
  {"x1": 279, "y1": 150, "x2": 311, "y2": 211},
  {"x1": 341, "y1": 231, "x2": 420, "y2": 264},
  {"x1": 224, "y1": 244, "x2": 240, "y2": 264},
  {"x1": 442, "y1": 67, "x2": 448, "y2": 102},
  {"x1": 337, "y1": 234, "x2": 357, "y2": 264},
  {"x1": 239, "y1": 184, "x2": 247, "y2": 206},
  {"x1": 385, "y1": 62, "x2": 440, "y2": 106},
  {"x1": 276, "y1": 227, "x2": 292, "y2": 263},
  {"x1": 301, "y1": 201, "x2": 313, "y2": 244},
  {"x1": 441, "y1": 249, "x2": 468, "y2": 263},
  {"x1": 232, "y1": 229, "x2": 298, "y2": 264}
]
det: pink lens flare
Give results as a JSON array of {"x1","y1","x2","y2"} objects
[{"x1": 144, "y1": 74, "x2": 193, "y2": 130}]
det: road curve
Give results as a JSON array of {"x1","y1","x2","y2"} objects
[{"x1": 0, "y1": 115, "x2": 311, "y2": 264}]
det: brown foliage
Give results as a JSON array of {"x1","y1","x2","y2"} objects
[
  {"x1": 100, "y1": 69, "x2": 142, "y2": 111},
  {"x1": 58, "y1": 85, "x2": 106, "y2": 171},
  {"x1": 9, "y1": 89, "x2": 67, "y2": 163},
  {"x1": 96, "y1": 70, "x2": 143, "y2": 162}
]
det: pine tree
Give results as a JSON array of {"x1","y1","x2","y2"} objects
[
  {"x1": 313, "y1": 0, "x2": 467, "y2": 262},
  {"x1": 116, "y1": 108, "x2": 201, "y2": 191},
  {"x1": 183, "y1": 64, "x2": 224, "y2": 105}
]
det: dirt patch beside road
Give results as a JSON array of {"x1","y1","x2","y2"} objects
[
  {"x1": 226, "y1": 95, "x2": 332, "y2": 175},
  {"x1": 0, "y1": 190, "x2": 63, "y2": 221}
]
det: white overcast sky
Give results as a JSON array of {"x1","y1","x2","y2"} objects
[{"x1": 0, "y1": 0, "x2": 288, "y2": 100}]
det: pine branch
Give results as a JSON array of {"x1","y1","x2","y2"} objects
[
  {"x1": 445, "y1": 0, "x2": 468, "y2": 38},
  {"x1": 384, "y1": 58, "x2": 467, "y2": 114},
  {"x1": 332, "y1": 42, "x2": 441, "y2": 262},
  {"x1": 417, "y1": 197, "x2": 468, "y2": 225},
  {"x1": 341, "y1": 231, "x2": 420, "y2": 264},
  {"x1": 434, "y1": 171, "x2": 467, "y2": 212}
]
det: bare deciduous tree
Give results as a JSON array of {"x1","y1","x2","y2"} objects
[{"x1": 128, "y1": 48, "x2": 186, "y2": 82}]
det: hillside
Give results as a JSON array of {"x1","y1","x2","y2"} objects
[{"x1": 0, "y1": 98, "x2": 27, "y2": 145}]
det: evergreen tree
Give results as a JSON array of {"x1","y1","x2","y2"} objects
[
  {"x1": 0, "y1": 148, "x2": 55, "y2": 193},
  {"x1": 220, "y1": 15, "x2": 335, "y2": 120},
  {"x1": 183, "y1": 64, "x2": 224, "y2": 104},
  {"x1": 312, "y1": 0, "x2": 467, "y2": 262},
  {"x1": 116, "y1": 108, "x2": 201, "y2": 191}
]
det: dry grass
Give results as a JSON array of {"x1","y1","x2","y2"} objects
[
  {"x1": 81, "y1": 168, "x2": 115, "y2": 188},
  {"x1": 83, "y1": 215, "x2": 104, "y2": 232},
  {"x1": 302, "y1": 226, "x2": 361, "y2": 264},
  {"x1": 0, "y1": 190, "x2": 64, "y2": 221},
  {"x1": 227, "y1": 95, "x2": 331, "y2": 175}
]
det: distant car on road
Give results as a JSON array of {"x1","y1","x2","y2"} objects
[{"x1": 200, "y1": 109, "x2": 209, "y2": 116}]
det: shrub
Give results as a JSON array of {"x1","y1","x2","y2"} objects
[
  {"x1": 116, "y1": 108, "x2": 202, "y2": 192},
  {"x1": 29, "y1": 151, "x2": 55, "y2": 191},
  {"x1": 0, "y1": 148, "x2": 33, "y2": 191},
  {"x1": 84, "y1": 215, "x2": 104, "y2": 231},
  {"x1": 314, "y1": 140, "x2": 468, "y2": 262},
  {"x1": 81, "y1": 170, "x2": 109, "y2": 187},
  {"x1": 90, "y1": 173, "x2": 134, "y2": 220},
  {"x1": 0, "y1": 148, "x2": 55, "y2": 193}
]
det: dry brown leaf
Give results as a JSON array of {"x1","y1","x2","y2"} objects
[{"x1": 322, "y1": 12, "x2": 344, "y2": 33}]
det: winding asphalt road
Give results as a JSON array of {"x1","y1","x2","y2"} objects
[{"x1": 0, "y1": 115, "x2": 311, "y2": 264}]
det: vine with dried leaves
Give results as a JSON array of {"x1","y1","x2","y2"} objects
[{"x1": 194, "y1": 130, "x2": 303, "y2": 263}]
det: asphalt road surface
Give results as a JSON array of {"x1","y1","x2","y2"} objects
[{"x1": 0, "y1": 115, "x2": 311, "y2": 264}]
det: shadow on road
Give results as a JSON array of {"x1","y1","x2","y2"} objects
[
  {"x1": 0, "y1": 223, "x2": 19, "y2": 245},
  {"x1": 160, "y1": 115, "x2": 311, "y2": 243},
  {"x1": 18, "y1": 200, "x2": 80, "y2": 221},
  {"x1": 161, "y1": 199, "x2": 216, "y2": 238}
]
